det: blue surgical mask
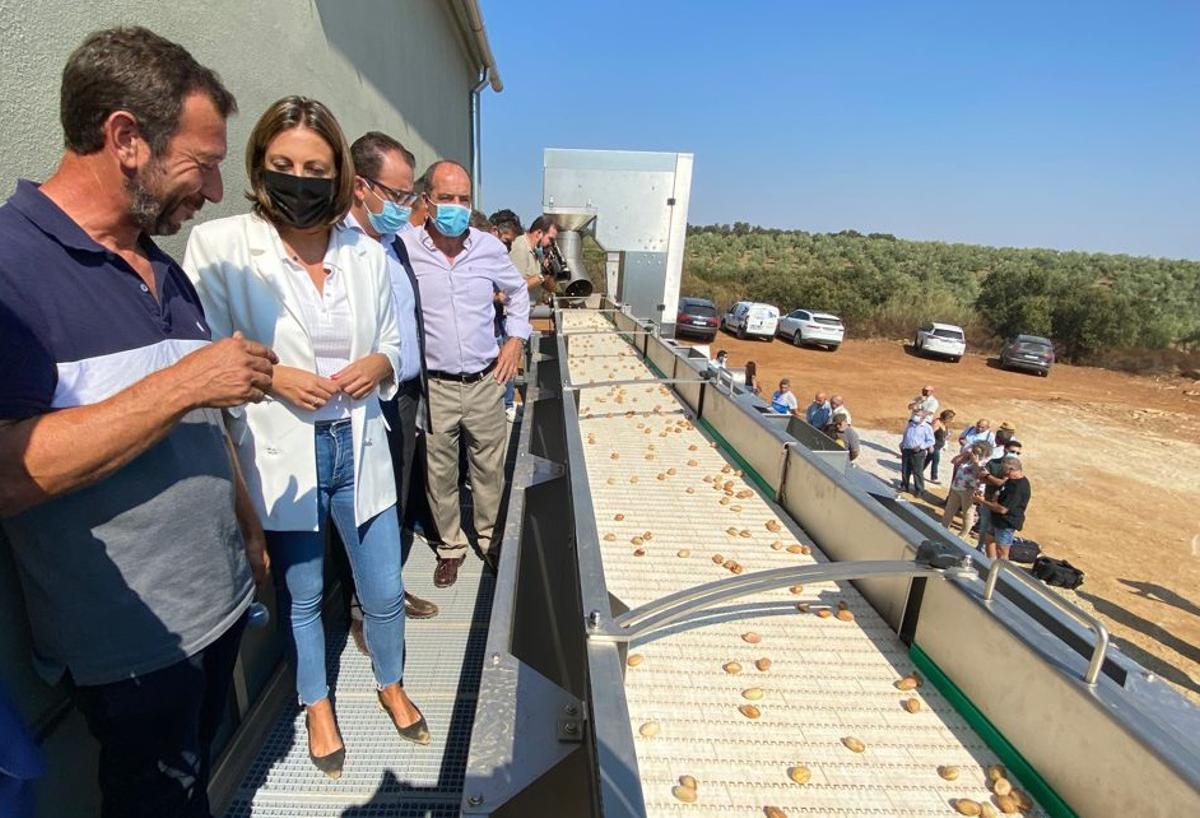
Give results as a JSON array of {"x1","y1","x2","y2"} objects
[
  {"x1": 432, "y1": 202, "x2": 470, "y2": 237},
  {"x1": 367, "y1": 199, "x2": 411, "y2": 235}
]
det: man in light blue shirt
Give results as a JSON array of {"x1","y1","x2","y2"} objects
[
  {"x1": 346, "y1": 132, "x2": 439, "y2": 620},
  {"x1": 806, "y1": 391, "x2": 832, "y2": 429},
  {"x1": 899, "y1": 412, "x2": 936, "y2": 496}
]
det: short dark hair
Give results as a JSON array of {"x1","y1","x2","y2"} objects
[
  {"x1": 350, "y1": 131, "x2": 415, "y2": 180},
  {"x1": 61, "y1": 26, "x2": 236, "y2": 156},
  {"x1": 489, "y1": 208, "x2": 523, "y2": 234},
  {"x1": 529, "y1": 215, "x2": 557, "y2": 234},
  {"x1": 470, "y1": 209, "x2": 492, "y2": 230},
  {"x1": 245, "y1": 96, "x2": 355, "y2": 225}
]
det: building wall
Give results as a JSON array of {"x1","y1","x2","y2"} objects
[
  {"x1": 0, "y1": 1, "x2": 481, "y2": 814},
  {"x1": 0, "y1": 0, "x2": 478, "y2": 256}
]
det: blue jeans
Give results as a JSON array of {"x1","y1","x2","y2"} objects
[{"x1": 266, "y1": 420, "x2": 405, "y2": 705}]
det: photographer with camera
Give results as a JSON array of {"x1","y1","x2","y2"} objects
[{"x1": 509, "y1": 215, "x2": 558, "y2": 302}]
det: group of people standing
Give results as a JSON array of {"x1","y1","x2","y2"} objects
[{"x1": 0, "y1": 26, "x2": 537, "y2": 817}]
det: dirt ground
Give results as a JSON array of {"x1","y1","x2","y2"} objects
[{"x1": 703, "y1": 331, "x2": 1200, "y2": 704}]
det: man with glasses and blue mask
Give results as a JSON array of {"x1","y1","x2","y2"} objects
[
  {"x1": 345, "y1": 132, "x2": 440, "y2": 622},
  {"x1": 401, "y1": 160, "x2": 530, "y2": 588}
]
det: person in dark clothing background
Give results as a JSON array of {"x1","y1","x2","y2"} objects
[{"x1": 977, "y1": 457, "x2": 1031, "y2": 560}]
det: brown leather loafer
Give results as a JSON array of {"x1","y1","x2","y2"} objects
[
  {"x1": 433, "y1": 556, "x2": 463, "y2": 588},
  {"x1": 404, "y1": 591, "x2": 439, "y2": 619}
]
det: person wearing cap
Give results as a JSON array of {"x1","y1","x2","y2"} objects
[{"x1": 899, "y1": 411, "x2": 935, "y2": 496}]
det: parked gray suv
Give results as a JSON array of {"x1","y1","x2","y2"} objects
[{"x1": 1000, "y1": 334, "x2": 1055, "y2": 376}]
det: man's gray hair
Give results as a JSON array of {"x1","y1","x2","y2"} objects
[{"x1": 1003, "y1": 456, "x2": 1022, "y2": 471}]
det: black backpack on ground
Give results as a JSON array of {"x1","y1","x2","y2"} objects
[
  {"x1": 1032, "y1": 556, "x2": 1084, "y2": 590},
  {"x1": 1007, "y1": 537, "x2": 1042, "y2": 564}
]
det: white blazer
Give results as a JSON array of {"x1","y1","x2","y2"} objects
[{"x1": 183, "y1": 213, "x2": 402, "y2": 532}]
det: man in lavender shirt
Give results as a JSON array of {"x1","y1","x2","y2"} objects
[{"x1": 401, "y1": 160, "x2": 531, "y2": 588}]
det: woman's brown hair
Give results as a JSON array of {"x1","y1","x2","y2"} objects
[{"x1": 244, "y1": 96, "x2": 355, "y2": 225}]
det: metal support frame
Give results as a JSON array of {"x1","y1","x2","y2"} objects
[
  {"x1": 587, "y1": 558, "x2": 974, "y2": 643},
  {"x1": 983, "y1": 559, "x2": 1110, "y2": 686}
]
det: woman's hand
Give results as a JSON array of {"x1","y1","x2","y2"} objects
[
  {"x1": 270, "y1": 365, "x2": 340, "y2": 411},
  {"x1": 333, "y1": 353, "x2": 393, "y2": 400}
]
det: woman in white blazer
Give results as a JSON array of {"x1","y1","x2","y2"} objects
[{"x1": 183, "y1": 97, "x2": 427, "y2": 779}]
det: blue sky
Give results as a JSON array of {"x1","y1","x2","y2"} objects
[{"x1": 479, "y1": 0, "x2": 1199, "y2": 260}]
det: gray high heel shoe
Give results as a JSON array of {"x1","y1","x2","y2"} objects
[
  {"x1": 305, "y1": 711, "x2": 346, "y2": 779},
  {"x1": 378, "y1": 689, "x2": 431, "y2": 746}
]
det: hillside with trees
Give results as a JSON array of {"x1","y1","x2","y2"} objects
[{"x1": 676, "y1": 224, "x2": 1200, "y2": 369}]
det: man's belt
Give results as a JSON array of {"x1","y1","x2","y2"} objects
[{"x1": 427, "y1": 360, "x2": 496, "y2": 383}]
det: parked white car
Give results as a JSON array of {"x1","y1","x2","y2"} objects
[
  {"x1": 721, "y1": 301, "x2": 778, "y2": 340},
  {"x1": 914, "y1": 322, "x2": 967, "y2": 362},
  {"x1": 777, "y1": 309, "x2": 845, "y2": 349}
]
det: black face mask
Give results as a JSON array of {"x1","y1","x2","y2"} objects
[{"x1": 262, "y1": 170, "x2": 335, "y2": 229}]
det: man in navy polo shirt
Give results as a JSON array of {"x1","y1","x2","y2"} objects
[{"x1": 0, "y1": 28, "x2": 276, "y2": 818}]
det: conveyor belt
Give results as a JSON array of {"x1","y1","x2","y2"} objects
[{"x1": 562, "y1": 311, "x2": 1046, "y2": 817}]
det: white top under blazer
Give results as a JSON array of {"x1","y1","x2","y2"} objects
[{"x1": 183, "y1": 212, "x2": 403, "y2": 532}]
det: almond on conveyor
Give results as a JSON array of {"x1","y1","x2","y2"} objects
[
  {"x1": 720, "y1": 497, "x2": 731, "y2": 506},
  {"x1": 765, "y1": 520, "x2": 782, "y2": 532},
  {"x1": 678, "y1": 774, "x2": 698, "y2": 790},
  {"x1": 817, "y1": 608, "x2": 832, "y2": 618},
  {"x1": 986, "y1": 764, "x2": 1007, "y2": 783},
  {"x1": 712, "y1": 553, "x2": 725, "y2": 564},
  {"x1": 613, "y1": 513, "x2": 625, "y2": 521},
  {"x1": 656, "y1": 473, "x2": 666, "y2": 481},
  {"x1": 710, "y1": 441, "x2": 718, "y2": 448},
  {"x1": 901, "y1": 697, "x2": 920, "y2": 713},
  {"x1": 703, "y1": 475, "x2": 714, "y2": 483},
  {"x1": 671, "y1": 784, "x2": 698, "y2": 803},
  {"x1": 953, "y1": 800, "x2": 982, "y2": 816},
  {"x1": 979, "y1": 804, "x2": 998, "y2": 818},
  {"x1": 894, "y1": 674, "x2": 919, "y2": 690},
  {"x1": 723, "y1": 661, "x2": 742, "y2": 674},
  {"x1": 677, "y1": 548, "x2": 691, "y2": 557},
  {"x1": 795, "y1": 603, "x2": 810, "y2": 612},
  {"x1": 739, "y1": 529, "x2": 752, "y2": 538},
  {"x1": 841, "y1": 736, "x2": 866, "y2": 753},
  {"x1": 731, "y1": 505, "x2": 743, "y2": 513},
  {"x1": 729, "y1": 562, "x2": 744, "y2": 574},
  {"x1": 787, "y1": 765, "x2": 811, "y2": 784},
  {"x1": 786, "y1": 545, "x2": 805, "y2": 554},
  {"x1": 741, "y1": 687, "x2": 764, "y2": 700},
  {"x1": 627, "y1": 653, "x2": 644, "y2": 667},
  {"x1": 722, "y1": 558, "x2": 737, "y2": 570},
  {"x1": 629, "y1": 476, "x2": 638, "y2": 483},
  {"x1": 764, "y1": 808, "x2": 787, "y2": 818},
  {"x1": 725, "y1": 527, "x2": 739, "y2": 536},
  {"x1": 736, "y1": 489, "x2": 753, "y2": 499},
  {"x1": 686, "y1": 487, "x2": 696, "y2": 494},
  {"x1": 722, "y1": 465, "x2": 732, "y2": 474},
  {"x1": 771, "y1": 541, "x2": 785, "y2": 551},
  {"x1": 638, "y1": 720, "x2": 660, "y2": 737},
  {"x1": 755, "y1": 657, "x2": 771, "y2": 671},
  {"x1": 645, "y1": 454, "x2": 655, "y2": 461},
  {"x1": 723, "y1": 480, "x2": 735, "y2": 490},
  {"x1": 1012, "y1": 790, "x2": 1031, "y2": 810},
  {"x1": 667, "y1": 467, "x2": 677, "y2": 475},
  {"x1": 689, "y1": 443, "x2": 698, "y2": 451},
  {"x1": 687, "y1": 459, "x2": 699, "y2": 466},
  {"x1": 633, "y1": 547, "x2": 646, "y2": 557},
  {"x1": 788, "y1": 584, "x2": 803, "y2": 594},
  {"x1": 938, "y1": 765, "x2": 960, "y2": 781},
  {"x1": 992, "y1": 777, "x2": 1012, "y2": 797},
  {"x1": 738, "y1": 704, "x2": 761, "y2": 719},
  {"x1": 994, "y1": 794, "x2": 1019, "y2": 814},
  {"x1": 836, "y1": 609, "x2": 855, "y2": 622},
  {"x1": 742, "y1": 632, "x2": 762, "y2": 644}
]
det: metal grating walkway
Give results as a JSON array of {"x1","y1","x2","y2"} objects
[{"x1": 223, "y1": 478, "x2": 501, "y2": 817}]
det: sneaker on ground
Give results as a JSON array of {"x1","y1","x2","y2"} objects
[{"x1": 505, "y1": 405, "x2": 517, "y2": 423}]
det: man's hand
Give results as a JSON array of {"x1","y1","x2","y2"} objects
[
  {"x1": 244, "y1": 525, "x2": 270, "y2": 587},
  {"x1": 271, "y1": 365, "x2": 340, "y2": 410},
  {"x1": 172, "y1": 331, "x2": 277, "y2": 409},
  {"x1": 333, "y1": 353, "x2": 393, "y2": 400},
  {"x1": 494, "y1": 337, "x2": 524, "y2": 384},
  {"x1": 540, "y1": 272, "x2": 557, "y2": 293},
  {"x1": 494, "y1": 290, "x2": 509, "y2": 305}
]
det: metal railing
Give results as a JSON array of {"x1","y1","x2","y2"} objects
[{"x1": 982, "y1": 558, "x2": 1110, "y2": 686}]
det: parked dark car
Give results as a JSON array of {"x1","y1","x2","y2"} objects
[
  {"x1": 674, "y1": 296, "x2": 720, "y2": 341},
  {"x1": 1000, "y1": 334, "x2": 1055, "y2": 376}
]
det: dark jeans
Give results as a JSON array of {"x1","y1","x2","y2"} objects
[
  {"x1": 69, "y1": 614, "x2": 248, "y2": 818},
  {"x1": 381, "y1": 379, "x2": 421, "y2": 566},
  {"x1": 900, "y1": 448, "x2": 928, "y2": 495},
  {"x1": 927, "y1": 445, "x2": 944, "y2": 480}
]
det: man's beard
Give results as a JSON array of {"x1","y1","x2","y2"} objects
[{"x1": 125, "y1": 159, "x2": 195, "y2": 236}]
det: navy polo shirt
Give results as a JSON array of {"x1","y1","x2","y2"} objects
[{"x1": 0, "y1": 180, "x2": 252, "y2": 686}]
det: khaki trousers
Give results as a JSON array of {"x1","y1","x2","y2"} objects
[
  {"x1": 424, "y1": 375, "x2": 507, "y2": 559},
  {"x1": 942, "y1": 486, "x2": 977, "y2": 536}
]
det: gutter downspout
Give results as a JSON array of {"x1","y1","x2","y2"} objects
[
  {"x1": 459, "y1": 0, "x2": 502, "y2": 208},
  {"x1": 470, "y1": 68, "x2": 489, "y2": 208}
]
